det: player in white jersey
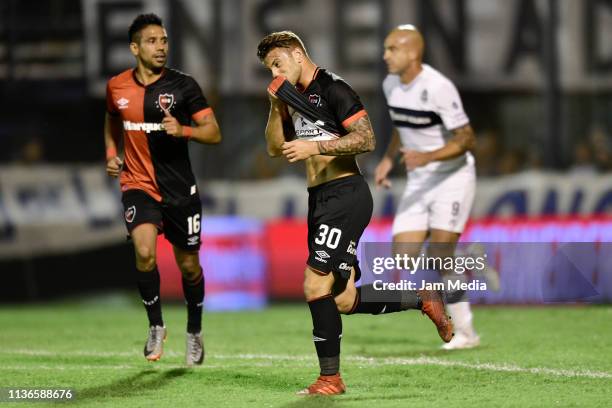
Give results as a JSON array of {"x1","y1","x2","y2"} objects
[{"x1": 375, "y1": 25, "x2": 480, "y2": 350}]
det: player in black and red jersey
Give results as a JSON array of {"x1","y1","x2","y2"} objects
[
  {"x1": 258, "y1": 31, "x2": 452, "y2": 395},
  {"x1": 104, "y1": 13, "x2": 221, "y2": 366}
]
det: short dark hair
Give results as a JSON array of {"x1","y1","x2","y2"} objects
[
  {"x1": 129, "y1": 13, "x2": 164, "y2": 43},
  {"x1": 256, "y1": 31, "x2": 308, "y2": 61}
]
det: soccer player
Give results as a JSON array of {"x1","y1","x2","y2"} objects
[
  {"x1": 258, "y1": 31, "x2": 451, "y2": 395},
  {"x1": 375, "y1": 25, "x2": 480, "y2": 349},
  {"x1": 104, "y1": 13, "x2": 221, "y2": 365}
]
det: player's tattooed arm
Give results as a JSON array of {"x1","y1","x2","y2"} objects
[
  {"x1": 447, "y1": 124, "x2": 476, "y2": 153},
  {"x1": 400, "y1": 124, "x2": 476, "y2": 170},
  {"x1": 316, "y1": 115, "x2": 376, "y2": 156}
]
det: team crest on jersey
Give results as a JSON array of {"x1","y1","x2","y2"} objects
[
  {"x1": 421, "y1": 89, "x2": 428, "y2": 103},
  {"x1": 125, "y1": 206, "x2": 136, "y2": 223},
  {"x1": 156, "y1": 93, "x2": 175, "y2": 112},
  {"x1": 308, "y1": 94, "x2": 321, "y2": 107}
]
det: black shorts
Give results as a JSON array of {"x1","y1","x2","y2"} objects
[
  {"x1": 121, "y1": 189, "x2": 202, "y2": 251},
  {"x1": 307, "y1": 174, "x2": 373, "y2": 280}
]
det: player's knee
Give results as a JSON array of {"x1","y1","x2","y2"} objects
[
  {"x1": 135, "y1": 245, "x2": 156, "y2": 270},
  {"x1": 334, "y1": 290, "x2": 356, "y2": 314},
  {"x1": 176, "y1": 255, "x2": 201, "y2": 277},
  {"x1": 303, "y1": 275, "x2": 331, "y2": 301}
]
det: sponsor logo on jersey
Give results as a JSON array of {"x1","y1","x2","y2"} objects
[
  {"x1": 123, "y1": 120, "x2": 164, "y2": 133},
  {"x1": 338, "y1": 262, "x2": 352, "y2": 272},
  {"x1": 389, "y1": 110, "x2": 434, "y2": 125},
  {"x1": 187, "y1": 236, "x2": 200, "y2": 246},
  {"x1": 346, "y1": 240, "x2": 357, "y2": 255},
  {"x1": 296, "y1": 129, "x2": 323, "y2": 137},
  {"x1": 125, "y1": 206, "x2": 136, "y2": 223},
  {"x1": 117, "y1": 97, "x2": 129, "y2": 109},
  {"x1": 293, "y1": 114, "x2": 337, "y2": 140},
  {"x1": 452, "y1": 101, "x2": 459, "y2": 109},
  {"x1": 156, "y1": 93, "x2": 175, "y2": 113},
  {"x1": 315, "y1": 250, "x2": 330, "y2": 263}
]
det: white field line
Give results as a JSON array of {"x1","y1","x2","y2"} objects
[{"x1": 1, "y1": 350, "x2": 611, "y2": 380}]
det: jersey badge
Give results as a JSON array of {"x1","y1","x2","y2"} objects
[
  {"x1": 125, "y1": 206, "x2": 136, "y2": 223},
  {"x1": 308, "y1": 93, "x2": 321, "y2": 107},
  {"x1": 156, "y1": 93, "x2": 175, "y2": 113},
  {"x1": 420, "y1": 89, "x2": 428, "y2": 103}
]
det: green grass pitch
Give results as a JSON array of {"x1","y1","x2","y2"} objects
[{"x1": 0, "y1": 299, "x2": 610, "y2": 407}]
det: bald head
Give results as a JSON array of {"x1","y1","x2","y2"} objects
[
  {"x1": 389, "y1": 25, "x2": 424, "y2": 60},
  {"x1": 383, "y1": 24, "x2": 425, "y2": 77}
]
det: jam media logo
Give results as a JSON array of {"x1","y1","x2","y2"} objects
[
  {"x1": 125, "y1": 206, "x2": 136, "y2": 223},
  {"x1": 156, "y1": 93, "x2": 175, "y2": 113},
  {"x1": 308, "y1": 93, "x2": 321, "y2": 107}
]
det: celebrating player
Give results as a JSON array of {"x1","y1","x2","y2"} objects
[
  {"x1": 104, "y1": 13, "x2": 221, "y2": 365},
  {"x1": 258, "y1": 31, "x2": 451, "y2": 396},
  {"x1": 375, "y1": 25, "x2": 480, "y2": 349}
]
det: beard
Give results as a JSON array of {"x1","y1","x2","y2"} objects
[{"x1": 142, "y1": 57, "x2": 166, "y2": 73}]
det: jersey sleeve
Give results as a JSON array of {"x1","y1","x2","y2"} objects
[
  {"x1": 382, "y1": 74, "x2": 398, "y2": 100},
  {"x1": 183, "y1": 76, "x2": 212, "y2": 121},
  {"x1": 105, "y1": 82, "x2": 119, "y2": 116},
  {"x1": 328, "y1": 80, "x2": 367, "y2": 130},
  {"x1": 432, "y1": 79, "x2": 469, "y2": 130}
]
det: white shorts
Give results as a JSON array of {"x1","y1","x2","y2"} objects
[{"x1": 392, "y1": 165, "x2": 475, "y2": 236}]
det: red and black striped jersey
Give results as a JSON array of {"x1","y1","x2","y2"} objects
[{"x1": 106, "y1": 68, "x2": 212, "y2": 205}]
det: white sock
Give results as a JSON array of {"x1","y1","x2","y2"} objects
[{"x1": 446, "y1": 301, "x2": 477, "y2": 338}]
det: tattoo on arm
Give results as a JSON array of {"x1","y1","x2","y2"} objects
[
  {"x1": 316, "y1": 116, "x2": 376, "y2": 156},
  {"x1": 450, "y1": 124, "x2": 476, "y2": 152}
]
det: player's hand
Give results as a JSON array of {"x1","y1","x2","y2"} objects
[
  {"x1": 268, "y1": 89, "x2": 286, "y2": 108},
  {"x1": 374, "y1": 156, "x2": 393, "y2": 189},
  {"x1": 281, "y1": 140, "x2": 319, "y2": 162},
  {"x1": 401, "y1": 148, "x2": 433, "y2": 170},
  {"x1": 106, "y1": 156, "x2": 123, "y2": 178},
  {"x1": 161, "y1": 110, "x2": 183, "y2": 137}
]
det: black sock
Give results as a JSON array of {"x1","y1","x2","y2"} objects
[
  {"x1": 136, "y1": 266, "x2": 163, "y2": 327},
  {"x1": 308, "y1": 295, "x2": 342, "y2": 376},
  {"x1": 182, "y1": 269, "x2": 205, "y2": 334},
  {"x1": 348, "y1": 284, "x2": 422, "y2": 315}
]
